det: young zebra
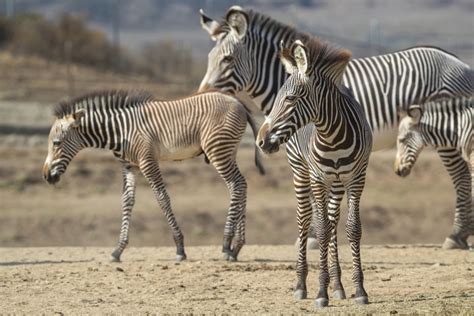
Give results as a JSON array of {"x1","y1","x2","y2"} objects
[
  {"x1": 395, "y1": 97, "x2": 473, "y2": 248},
  {"x1": 257, "y1": 39, "x2": 373, "y2": 307},
  {"x1": 42, "y1": 90, "x2": 265, "y2": 262}
]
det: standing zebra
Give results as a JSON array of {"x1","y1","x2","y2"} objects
[
  {"x1": 198, "y1": 6, "x2": 473, "y2": 248},
  {"x1": 257, "y1": 39, "x2": 372, "y2": 307},
  {"x1": 42, "y1": 90, "x2": 265, "y2": 262},
  {"x1": 395, "y1": 97, "x2": 473, "y2": 248}
]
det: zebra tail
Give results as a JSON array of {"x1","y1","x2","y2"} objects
[{"x1": 244, "y1": 110, "x2": 266, "y2": 176}]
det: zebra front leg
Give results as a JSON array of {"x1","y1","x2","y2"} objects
[
  {"x1": 140, "y1": 159, "x2": 186, "y2": 261},
  {"x1": 311, "y1": 179, "x2": 331, "y2": 308},
  {"x1": 328, "y1": 182, "x2": 346, "y2": 300},
  {"x1": 293, "y1": 171, "x2": 312, "y2": 300},
  {"x1": 346, "y1": 183, "x2": 368, "y2": 305},
  {"x1": 111, "y1": 164, "x2": 136, "y2": 262},
  {"x1": 438, "y1": 148, "x2": 471, "y2": 249}
]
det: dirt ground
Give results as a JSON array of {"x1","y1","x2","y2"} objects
[
  {"x1": 1, "y1": 245, "x2": 473, "y2": 314},
  {"x1": 1, "y1": 99, "x2": 473, "y2": 314}
]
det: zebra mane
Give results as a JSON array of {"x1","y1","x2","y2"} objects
[
  {"x1": 53, "y1": 90, "x2": 155, "y2": 118},
  {"x1": 283, "y1": 37, "x2": 352, "y2": 87},
  {"x1": 215, "y1": 8, "x2": 351, "y2": 86}
]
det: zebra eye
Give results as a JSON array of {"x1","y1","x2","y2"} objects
[
  {"x1": 52, "y1": 140, "x2": 61, "y2": 147},
  {"x1": 222, "y1": 55, "x2": 234, "y2": 64},
  {"x1": 285, "y1": 95, "x2": 297, "y2": 103}
]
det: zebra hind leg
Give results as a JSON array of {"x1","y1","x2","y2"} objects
[
  {"x1": 230, "y1": 208, "x2": 246, "y2": 261},
  {"x1": 438, "y1": 148, "x2": 471, "y2": 250},
  {"x1": 111, "y1": 164, "x2": 136, "y2": 262},
  {"x1": 209, "y1": 156, "x2": 247, "y2": 261},
  {"x1": 140, "y1": 158, "x2": 186, "y2": 261}
]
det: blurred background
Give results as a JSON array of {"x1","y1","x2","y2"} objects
[{"x1": 0, "y1": 0, "x2": 472, "y2": 248}]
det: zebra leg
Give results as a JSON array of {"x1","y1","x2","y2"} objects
[
  {"x1": 311, "y1": 179, "x2": 331, "y2": 308},
  {"x1": 111, "y1": 164, "x2": 136, "y2": 262},
  {"x1": 437, "y1": 148, "x2": 471, "y2": 249},
  {"x1": 328, "y1": 182, "x2": 346, "y2": 300},
  {"x1": 305, "y1": 194, "x2": 319, "y2": 249},
  {"x1": 208, "y1": 156, "x2": 247, "y2": 261},
  {"x1": 232, "y1": 205, "x2": 246, "y2": 260},
  {"x1": 293, "y1": 170, "x2": 312, "y2": 300},
  {"x1": 140, "y1": 159, "x2": 186, "y2": 261},
  {"x1": 346, "y1": 182, "x2": 368, "y2": 305}
]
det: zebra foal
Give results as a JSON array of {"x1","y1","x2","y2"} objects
[
  {"x1": 257, "y1": 39, "x2": 372, "y2": 307},
  {"x1": 42, "y1": 90, "x2": 265, "y2": 262},
  {"x1": 395, "y1": 97, "x2": 473, "y2": 248}
]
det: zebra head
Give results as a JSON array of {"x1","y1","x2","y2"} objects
[
  {"x1": 198, "y1": 6, "x2": 252, "y2": 93},
  {"x1": 43, "y1": 109, "x2": 86, "y2": 184},
  {"x1": 394, "y1": 105, "x2": 425, "y2": 177},
  {"x1": 257, "y1": 40, "x2": 326, "y2": 154}
]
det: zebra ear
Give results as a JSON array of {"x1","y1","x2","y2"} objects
[
  {"x1": 279, "y1": 41, "x2": 297, "y2": 75},
  {"x1": 407, "y1": 105, "x2": 422, "y2": 124},
  {"x1": 226, "y1": 6, "x2": 248, "y2": 39},
  {"x1": 200, "y1": 9, "x2": 220, "y2": 41},
  {"x1": 292, "y1": 40, "x2": 308, "y2": 74},
  {"x1": 71, "y1": 109, "x2": 86, "y2": 128}
]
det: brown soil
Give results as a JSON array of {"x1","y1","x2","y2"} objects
[{"x1": 1, "y1": 245, "x2": 473, "y2": 314}]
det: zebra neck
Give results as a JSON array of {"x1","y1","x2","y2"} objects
[
  {"x1": 311, "y1": 93, "x2": 347, "y2": 140},
  {"x1": 81, "y1": 110, "x2": 124, "y2": 150},
  {"x1": 245, "y1": 33, "x2": 292, "y2": 116}
]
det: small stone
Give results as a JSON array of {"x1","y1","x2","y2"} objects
[
  {"x1": 116, "y1": 267, "x2": 124, "y2": 272},
  {"x1": 389, "y1": 310, "x2": 398, "y2": 314},
  {"x1": 381, "y1": 275, "x2": 391, "y2": 282}
]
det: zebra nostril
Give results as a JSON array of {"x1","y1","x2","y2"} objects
[{"x1": 258, "y1": 139, "x2": 264, "y2": 148}]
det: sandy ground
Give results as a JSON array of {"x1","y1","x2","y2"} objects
[{"x1": 0, "y1": 245, "x2": 473, "y2": 314}]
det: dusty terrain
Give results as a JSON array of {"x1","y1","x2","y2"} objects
[
  {"x1": 1, "y1": 66, "x2": 473, "y2": 314},
  {"x1": 1, "y1": 245, "x2": 473, "y2": 314}
]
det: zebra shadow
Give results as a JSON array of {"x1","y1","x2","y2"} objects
[{"x1": 0, "y1": 259, "x2": 94, "y2": 266}]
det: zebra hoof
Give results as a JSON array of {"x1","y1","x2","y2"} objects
[
  {"x1": 293, "y1": 289, "x2": 307, "y2": 300},
  {"x1": 442, "y1": 237, "x2": 469, "y2": 250},
  {"x1": 227, "y1": 255, "x2": 237, "y2": 262},
  {"x1": 333, "y1": 289, "x2": 346, "y2": 299},
  {"x1": 314, "y1": 297, "x2": 329, "y2": 308},
  {"x1": 355, "y1": 296, "x2": 369, "y2": 305},
  {"x1": 110, "y1": 250, "x2": 122, "y2": 262},
  {"x1": 176, "y1": 254, "x2": 187, "y2": 262}
]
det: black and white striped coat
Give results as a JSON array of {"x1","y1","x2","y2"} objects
[
  {"x1": 42, "y1": 90, "x2": 265, "y2": 262},
  {"x1": 257, "y1": 39, "x2": 372, "y2": 307},
  {"x1": 199, "y1": 6, "x2": 473, "y2": 247},
  {"x1": 395, "y1": 97, "x2": 473, "y2": 247}
]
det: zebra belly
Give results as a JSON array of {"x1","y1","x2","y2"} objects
[{"x1": 157, "y1": 144, "x2": 203, "y2": 161}]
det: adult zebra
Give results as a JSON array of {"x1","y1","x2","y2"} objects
[
  {"x1": 42, "y1": 90, "x2": 265, "y2": 262},
  {"x1": 394, "y1": 98, "x2": 473, "y2": 247},
  {"x1": 198, "y1": 6, "x2": 473, "y2": 248},
  {"x1": 257, "y1": 39, "x2": 373, "y2": 307}
]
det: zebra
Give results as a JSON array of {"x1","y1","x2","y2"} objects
[
  {"x1": 257, "y1": 39, "x2": 372, "y2": 307},
  {"x1": 42, "y1": 90, "x2": 265, "y2": 262},
  {"x1": 198, "y1": 5, "x2": 473, "y2": 249},
  {"x1": 395, "y1": 97, "x2": 473, "y2": 248}
]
